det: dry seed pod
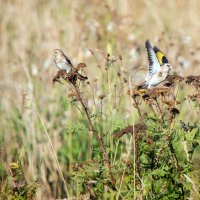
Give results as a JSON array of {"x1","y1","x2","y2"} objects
[
  {"x1": 164, "y1": 81, "x2": 174, "y2": 87},
  {"x1": 113, "y1": 124, "x2": 146, "y2": 139},
  {"x1": 188, "y1": 94, "x2": 200, "y2": 102},
  {"x1": 98, "y1": 94, "x2": 106, "y2": 100},
  {"x1": 142, "y1": 94, "x2": 150, "y2": 101},
  {"x1": 170, "y1": 107, "x2": 180, "y2": 119},
  {"x1": 162, "y1": 100, "x2": 175, "y2": 107},
  {"x1": 128, "y1": 89, "x2": 142, "y2": 98},
  {"x1": 76, "y1": 63, "x2": 87, "y2": 69},
  {"x1": 186, "y1": 75, "x2": 200, "y2": 84},
  {"x1": 68, "y1": 89, "x2": 77, "y2": 98},
  {"x1": 167, "y1": 75, "x2": 184, "y2": 82}
]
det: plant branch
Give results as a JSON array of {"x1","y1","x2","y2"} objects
[{"x1": 72, "y1": 84, "x2": 111, "y2": 169}]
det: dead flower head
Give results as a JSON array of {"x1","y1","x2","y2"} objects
[
  {"x1": 113, "y1": 124, "x2": 146, "y2": 139},
  {"x1": 53, "y1": 68, "x2": 87, "y2": 85},
  {"x1": 170, "y1": 107, "x2": 180, "y2": 119},
  {"x1": 98, "y1": 94, "x2": 106, "y2": 100},
  {"x1": 188, "y1": 93, "x2": 200, "y2": 103},
  {"x1": 166, "y1": 75, "x2": 184, "y2": 83},
  {"x1": 186, "y1": 75, "x2": 200, "y2": 90}
]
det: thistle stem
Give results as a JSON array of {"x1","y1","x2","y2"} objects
[{"x1": 73, "y1": 84, "x2": 111, "y2": 169}]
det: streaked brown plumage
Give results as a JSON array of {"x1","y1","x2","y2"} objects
[{"x1": 54, "y1": 49, "x2": 87, "y2": 81}]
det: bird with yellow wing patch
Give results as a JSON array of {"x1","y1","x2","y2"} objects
[{"x1": 138, "y1": 40, "x2": 172, "y2": 89}]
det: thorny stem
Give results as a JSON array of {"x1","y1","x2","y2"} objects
[{"x1": 73, "y1": 84, "x2": 111, "y2": 170}]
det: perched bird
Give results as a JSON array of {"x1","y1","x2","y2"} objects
[
  {"x1": 54, "y1": 49, "x2": 87, "y2": 81},
  {"x1": 138, "y1": 40, "x2": 172, "y2": 89}
]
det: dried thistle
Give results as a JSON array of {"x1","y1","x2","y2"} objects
[
  {"x1": 186, "y1": 75, "x2": 199, "y2": 84},
  {"x1": 146, "y1": 137, "x2": 154, "y2": 144},
  {"x1": 141, "y1": 87, "x2": 170, "y2": 103},
  {"x1": 170, "y1": 107, "x2": 180, "y2": 119},
  {"x1": 166, "y1": 74, "x2": 184, "y2": 83},
  {"x1": 53, "y1": 66, "x2": 88, "y2": 85},
  {"x1": 188, "y1": 93, "x2": 200, "y2": 103},
  {"x1": 76, "y1": 63, "x2": 87, "y2": 69},
  {"x1": 53, "y1": 69, "x2": 65, "y2": 84},
  {"x1": 98, "y1": 94, "x2": 106, "y2": 100},
  {"x1": 123, "y1": 78, "x2": 128, "y2": 83},
  {"x1": 113, "y1": 124, "x2": 146, "y2": 139},
  {"x1": 142, "y1": 94, "x2": 150, "y2": 101},
  {"x1": 106, "y1": 53, "x2": 117, "y2": 66},
  {"x1": 128, "y1": 88, "x2": 147, "y2": 98},
  {"x1": 151, "y1": 87, "x2": 171, "y2": 96},
  {"x1": 164, "y1": 73, "x2": 184, "y2": 88},
  {"x1": 164, "y1": 81, "x2": 174, "y2": 87},
  {"x1": 162, "y1": 100, "x2": 176, "y2": 107},
  {"x1": 186, "y1": 75, "x2": 200, "y2": 90}
]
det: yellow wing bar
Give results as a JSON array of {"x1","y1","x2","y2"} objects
[{"x1": 153, "y1": 46, "x2": 169, "y2": 65}]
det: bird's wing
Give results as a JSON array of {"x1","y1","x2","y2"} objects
[
  {"x1": 63, "y1": 54, "x2": 74, "y2": 67},
  {"x1": 153, "y1": 46, "x2": 169, "y2": 65},
  {"x1": 145, "y1": 40, "x2": 161, "y2": 76}
]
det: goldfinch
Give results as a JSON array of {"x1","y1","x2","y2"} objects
[{"x1": 138, "y1": 40, "x2": 172, "y2": 89}]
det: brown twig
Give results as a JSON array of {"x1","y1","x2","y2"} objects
[
  {"x1": 113, "y1": 124, "x2": 146, "y2": 139},
  {"x1": 72, "y1": 84, "x2": 111, "y2": 169},
  {"x1": 53, "y1": 69, "x2": 111, "y2": 170},
  {"x1": 53, "y1": 72, "x2": 118, "y2": 196}
]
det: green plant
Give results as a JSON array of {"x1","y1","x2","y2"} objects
[{"x1": 53, "y1": 55, "x2": 200, "y2": 199}]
